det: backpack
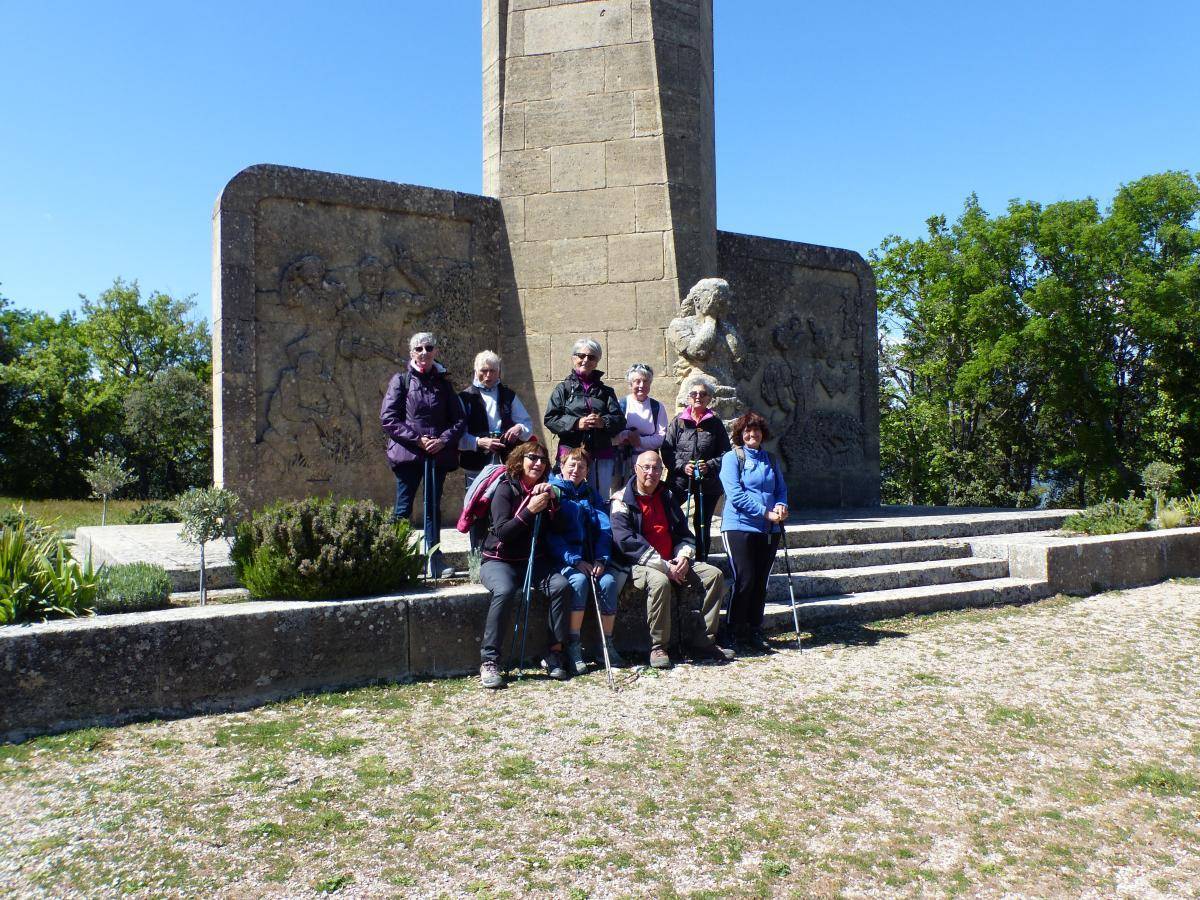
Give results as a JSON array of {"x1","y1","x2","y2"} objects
[
  {"x1": 733, "y1": 446, "x2": 782, "y2": 494},
  {"x1": 456, "y1": 463, "x2": 508, "y2": 533}
]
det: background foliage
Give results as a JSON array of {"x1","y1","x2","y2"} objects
[
  {"x1": 0, "y1": 279, "x2": 210, "y2": 499},
  {"x1": 873, "y1": 171, "x2": 1200, "y2": 507}
]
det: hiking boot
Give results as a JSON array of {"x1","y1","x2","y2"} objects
[
  {"x1": 479, "y1": 661, "x2": 505, "y2": 689},
  {"x1": 566, "y1": 640, "x2": 588, "y2": 675},
  {"x1": 649, "y1": 646, "x2": 673, "y2": 670},
  {"x1": 688, "y1": 642, "x2": 734, "y2": 664},
  {"x1": 541, "y1": 650, "x2": 570, "y2": 681},
  {"x1": 603, "y1": 635, "x2": 626, "y2": 667},
  {"x1": 736, "y1": 627, "x2": 774, "y2": 654}
]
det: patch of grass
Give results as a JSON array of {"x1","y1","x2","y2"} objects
[
  {"x1": 1, "y1": 496, "x2": 144, "y2": 534},
  {"x1": 314, "y1": 873, "x2": 354, "y2": 893},
  {"x1": 986, "y1": 704, "x2": 1043, "y2": 728},
  {"x1": 1123, "y1": 764, "x2": 1198, "y2": 797},
  {"x1": 497, "y1": 754, "x2": 536, "y2": 779},
  {"x1": 686, "y1": 698, "x2": 743, "y2": 718},
  {"x1": 212, "y1": 718, "x2": 302, "y2": 751}
]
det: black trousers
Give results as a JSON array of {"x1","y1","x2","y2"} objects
[
  {"x1": 479, "y1": 558, "x2": 571, "y2": 664},
  {"x1": 671, "y1": 489, "x2": 720, "y2": 562},
  {"x1": 722, "y1": 530, "x2": 779, "y2": 630}
]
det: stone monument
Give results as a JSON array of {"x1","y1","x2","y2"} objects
[{"x1": 214, "y1": 0, "x2": 879, "y2": 511}]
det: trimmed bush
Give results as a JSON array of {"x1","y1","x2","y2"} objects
[
  {"x1": 127, "y1": 502, "x2": 180, "y2": 525},
  {"x1": 0, "y1": 516, "x2": 98, "y2": 625},
  {"x1": 96, "y1": 562, "x2": 173, "y2": 614},
  {"x1": 1062, "y1": 497, "x2": 1153, "y2": 536},
  {"x1": 231, "y1": 498, "x2": 424, "y2": 600}
]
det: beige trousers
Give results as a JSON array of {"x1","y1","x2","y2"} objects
[{"x1": 632, "y1": 561, "x2": 725, "y2": 651}]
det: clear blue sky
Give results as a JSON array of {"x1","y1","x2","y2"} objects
[{"x1": 2, "y1": 0, "x2": 1197, "y2": 319}]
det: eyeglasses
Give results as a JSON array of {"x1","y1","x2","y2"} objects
[
  {"x1": 636, "y1": 464, "x2": 662, "y2": 473},
  {"x1": 413, "y1": 344, "x2": 436, "y2": 353},
  {"x1": 574, "y1": 352, "x2": 599, "y2": 362},
  {"x1": 524, "y1": 454, "x2": 549, "y2": 465},
  {"x1": 687, "y1": 391, "x2": 710, "y2": 399}
]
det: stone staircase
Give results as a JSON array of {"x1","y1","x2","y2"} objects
[{"x1": 702, "y1": 508, "x2": 1073, "y2": 632}]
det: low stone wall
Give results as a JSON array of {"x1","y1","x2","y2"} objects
[{"x1": 970, "y1": 527, "x2": 1200, "y2": 595}]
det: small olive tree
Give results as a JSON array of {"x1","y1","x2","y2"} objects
[
  {"x1": 84, "y1": 450, "x2": 136, "y2": 525},
  {"x1": 1141, "y1": 461, "x2": 1181, "y2": 520},
  {"x1": 177, "y1": 486, "x2": 240, "y2": 606}
]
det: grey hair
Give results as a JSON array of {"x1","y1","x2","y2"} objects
[
  {"x1": 473, "y1": 349, "x2": 502, "y2": 372},
  {"x1": 626, "y1": 363, "x2": 655, "y2": 383},
  {"x1": 683, "y1": 374, "x2": 718, "y2": 398},
  {"x1": 409, "y1": 332, "x2": 437, "y2": 351},
  {"x1": 571, "y1": 337, "x2": 602, "y2": 361}
]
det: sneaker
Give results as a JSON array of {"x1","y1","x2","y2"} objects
[
  {"x1": 541, "y1": 650, "x2": 570, "y2": 681},
  {"x1": 649, "y1": 646, "x2": 673, "y2": 670},
  {"x1": 688, "y1": 642, "x2": 734, "y2": 664},
  {"x1": 603, "y1": 636, "x2": 626, "y2": 667},
  {"x1": 566, "y1": 640, "x2": 587, "y2": 675},
  {"x1": 479, "y1": 661, "x2": 505, "y2": 689}
]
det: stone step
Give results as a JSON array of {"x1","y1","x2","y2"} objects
[
  {"x1": 705, "y1": 537, "x2": 974, "y2": 574},
  {"x1": 764, "y1": 556, "x2": 1010, "y2": 601},
  {"x1": 760, "y1": 576, "x2": 1053, "y2": 631},
  {"x1": 771, "y1": 509, "x2": 1071, "y2": 549}
]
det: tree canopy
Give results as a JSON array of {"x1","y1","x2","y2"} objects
[{"x1": 873, "y1": 171, "x2": 1200, "y2": 506}]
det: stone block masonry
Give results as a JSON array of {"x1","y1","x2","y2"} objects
[{"x1": 484, "y1": 0, "x2": 715, "y2": 421}]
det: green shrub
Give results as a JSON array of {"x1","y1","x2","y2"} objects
[
  {"x1": 1061, "y1": 497, "x2": 1153, "y2": 536},
  {"x1": 1171, "y1": 494, "x2": 1200, "y2": 527},
  {"x1": 1157, "y1": 506, "x2": 1188, "y2": 530},
  {"x1": 96, "y1": 562, "x2": 173, "y2": 614},
  {"x1": 0, "y1": 517, "x2": 98, "y2": 625},
  {"x1": 127, "y1": 501, "x2": 180, "y2": 525},
  {"x1": 231, "y1": 498, "x2": 424, "y2": 600}
]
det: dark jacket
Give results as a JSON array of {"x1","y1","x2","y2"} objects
[
  {"x1": 481, "y1": 476, "x2": 557, "y2": 563},
  {"x1": 546, "y1": 475, "x2": 612, "y2": 567},
  {"x1": 459, "y1": 383, "x2": 517, "y2": 472},
  {"x1": 661, "y1": 411, "x2": 731, "y2": 497},
  {"x1": 380, "y1": 363, "x2": 467, "y2": 469},
  {"x1": 543, "y1": 371, "x2": 626, "y2": 454},
  {"x1": 609, "y1": 477, "x2": 696, "y2": 568}
]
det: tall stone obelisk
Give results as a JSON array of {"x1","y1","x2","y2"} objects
[{"x1": 483, "y1": 0, "x2": 716, "y2": 411}]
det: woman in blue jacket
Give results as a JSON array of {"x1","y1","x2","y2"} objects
[
  {"x1": 718, "y1": 410, "x2": 789, "y2": 652},
  {"x1": 548, "y1": 447, "x2": 624, "y2": 674}
]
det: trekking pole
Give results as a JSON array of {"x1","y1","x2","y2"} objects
[
  {"x1": 778, "y1": 521, "x2": 801, "y2": 652},
  {"x1": 696, "y1": 471, "x2": 706, "y2": 561},
  {"x1": 590, "y1": 576, "x2": 617, "y2": 692},
  {"x1": 515, "y1": 512, "x2": 542, "y2": 680},
  {"x1": 423, "y1": 456, "x2": 433, "y2": 581}
]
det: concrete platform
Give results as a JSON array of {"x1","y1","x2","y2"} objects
[{"x1": 71, "y1": 507, "x2": 1070, "y2": 594}]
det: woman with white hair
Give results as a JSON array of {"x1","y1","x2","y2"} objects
[
  {"x1": 543, "y1": 337, "x2": 626, "y2": 496},
  {"x1": 380, "y1": 332, "x2": 466, "y2": 578},
  {"x1": 660, "y1": 374, "x2": 731, "y2": 561},
  {"x1": 614, "y1": 363, "x2": 668, "y2": 484}
]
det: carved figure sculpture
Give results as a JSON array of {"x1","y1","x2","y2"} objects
[
  {"x1": 262, "y1": 351, "x2": 361, "y2": 481},
  {"x1": 279, "y1": 254, "x2": 346, "y2": 313},
  {"x1": 666, "y1": 278, "x2": 746, "y2": 419}
]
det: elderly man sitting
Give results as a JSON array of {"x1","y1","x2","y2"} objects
[{"x1": 611, "y1": 450, "x2": 734, "y2": 669}]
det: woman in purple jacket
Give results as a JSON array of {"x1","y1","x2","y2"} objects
[{"x1": 380, "y1": 332, "x2": 466, "y2": 578}]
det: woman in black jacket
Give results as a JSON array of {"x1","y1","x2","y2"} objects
[
  {"x1": 661, "y1": 375, "x2": 731, "y2": 561},
  {"x1": 543, "y1": 337, "x2": 626, "y2": 497},
  {"x1": 478, "y1": 440, "x2": 573, "y2": 689}
]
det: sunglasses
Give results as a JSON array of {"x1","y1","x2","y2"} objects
[
  {"x1": 687, "y1": 391, "x2": 710, "y2": 399},
  {"x1": 524, "y1": 454, "x2": 549, "y2": 464},
  {"x1": 413, "y1": 344, "x2": 436, "y2": 353},
  {"x1": 574, "y1": 352, "x2": 599, "y2": 362}
]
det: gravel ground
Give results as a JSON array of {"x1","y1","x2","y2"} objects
[{"x1": 2, "y1": 582, "x2": 1198, "y2": 898}]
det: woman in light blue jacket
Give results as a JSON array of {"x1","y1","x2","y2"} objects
[{"x1": 718, "y1": 410, "x2": 789, "y2": 652}]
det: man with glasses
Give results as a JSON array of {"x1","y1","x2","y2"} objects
[
  {"x1": 610, "y1": 450, "x2": 734, "y2": 669},
  {"x1": 543, "y1": 337, "x2": 626, "y2": 497},
  {"x1": 380, "y1": 332, "x2": 466, "y2": 578}
]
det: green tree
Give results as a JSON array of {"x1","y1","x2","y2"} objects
[
  {"x1": 84, "y1": 450, "x2": 136, "y2": 525},
  {"x1": 78, "y1": 278, "x2": 210, "y2": 384},
  {"x1": 122, "y1": 368, "x2": 212, "y2": 498},
  {"x1": 873, "y1": 171, "x2": 1200, "y2": 507}
]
